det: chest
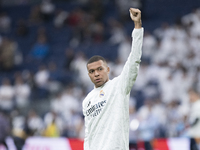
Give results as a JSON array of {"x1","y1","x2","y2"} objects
[{"x1": 84, "y1": 90, "x2": 107, "y2": 118}]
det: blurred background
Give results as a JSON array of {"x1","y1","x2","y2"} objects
[{"x1": 0, "y1": 0, "x2": 200, "y2": 150}]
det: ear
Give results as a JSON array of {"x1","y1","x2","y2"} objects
[{"x1": 107, "y1": 66, "x2": 110, "y2": 74}]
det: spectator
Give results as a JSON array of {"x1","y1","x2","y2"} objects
[
  {"x1": 133, "y1": 62, "x2": 149, "y2": 91},
  {"x1": 90, "y1": 22, "x2": 105, "y2": 43},
  {"x1": 166, "y1": 101, "x2": 182, "y2": 137},
  {"x1": 0, "y1": 12, "x2": 11, "y2": 33},
  {"x1": 50, "y1": 92, "x2": 64, "y2": 123},
  {"x1": 64, "y1": 48, "x2": 75, "y2": 71},
  {"x1": 137, "y1": 99, "x2": 158, "y2": 150},
  {"x1": 37, "y1": 26, "x2": 48, "y2": 38},
  {"x1": 159, "y1": 35, "x2": 188, "y2": 66},
  {"x1": 30, "y1": 34, "x2": 49, "y2": 60},
  {"x1": 50, "y1": 87, "x2": 82, "y2": 137},
  {"x1": 14, "y1": 75, "x2": 31, "y2": 109},
  {"x1": 111, "y1": 58, "x2": 124, "y2": 77},
  {"x1": 48, "y1": 61, "x2": 61, "y2": 81},
  {"x1": 129, "y1": 98, "x2": 138, "y2": 149},
  {"x1": 67, "y1": 8, "x2": 84, "y2": 27},
  {"x1": 187, "y1": 88, "x2": 200, "y2": 150},
  {"x1": 84, "y1": 0, "x2": 104, "y2": 22},
  {"x1": 108, "y1": 18, "x2": 126, "y2": 44},
  {"x1": 34, "y1": 64, "x2": 50, "y2": 98},
  {"x1": 61, "y1": 87, "x2": 80, "y2": 122},
  {"x1": 15, "y1": 18, "x2": 29, "y2": 37},
  {"x1": 27, "y1": 109, "x2": 44, "y2": 136},
  {"x1": 40, "y1": 0, "x2": 55, "y2": 22},
  {"x1": 43, "y1": 111, "x2": 63, "y2": 137},
  {"x1": 153, "y1": 22, "x2": 170, "y2": 40},
  {"x1": 117, "y1": 35, "x2": 131, "y2": 64},
  {"x1": 142, "y1": 31, "x2": 157, "y2": 62},
  {"x1": 173, "y1": 66, "x2": 194, "y2": 104},
  {"x1": 159, "y1": 72, "x2": 177, "y2": 104},
  {"x1": 34, "y1": 64, "x2": 49, "y2": 89},
  {"x1": 47, "y1": 62, "x2": 62, "y2": 95},
  {"x1": 22, "y1": 70, "x2": 37, "y2": 91},
  {"x1": 115, "y1": 0, "x2": 142, "y2": 22},
  {"x1": 186, "y1": 8, "x2": 200, "y2": 38},
  {"x1": 53, "y1": 9, "x2": 69, "y2": 28},
  {"x1": 67, "y1": 8, "x2": 87, "y2": 47},
  {"x1": 70, "y1": 52, "x2": 92, "y2": 90},
  {"x1": 0, "y1": 38, "x2": 17, "y2": 71},
  {"x1": 29, "y1": 5, "x2": 42, "y2": 25},
  {"x1": 66, "y1": 110, "x2": 84, "y2": 138},
  {"x1": 11, "y1": 109, "x2": 28, "y2": 150},
  {"x1": 152, "y1": 98, "x2": 167, "y2": 138},
  {"x1": 0, "y1": 78, "x2": 15, "y2": 113},
  {"x1": 1, "y1": 37, "x2": 23, "y2": 71},
  {"x1": 0, "y1": 111, "x2": 11, "y2": 149}
]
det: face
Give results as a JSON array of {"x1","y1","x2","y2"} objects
[{"x1": 87, "y1": 60, "x2": 110, "y2": 88}]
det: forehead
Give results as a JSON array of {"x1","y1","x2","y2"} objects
[{"x1": 87, "y1": 60, "x2": 106, "y2": 70}]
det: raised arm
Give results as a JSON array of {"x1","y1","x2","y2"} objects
[{"x1": 119, "y1": 8, "x2": 144, "y2": 95}]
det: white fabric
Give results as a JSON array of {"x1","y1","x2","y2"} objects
[
  {"x1": 82, "y1": 28, "x2": 144, "y2": 150},
  {"x1": 34, "y1": 69, "x2": 49, "y2": 88},
  {"x1": 0, "y1": 85, "x2": 15, "y2": 110},
  {"x1": 187, "y1": 99, "x2": 200, "y2": 138},
  {"x1": 14, "y1": 83, "x2": 31, "y2": 107}
]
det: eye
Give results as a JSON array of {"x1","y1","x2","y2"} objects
[
  {"x1": 89, "y1": 70, "x2": 94, "y2": 74},
  {"x1": 98, "y1": 67, "x2": 103, "y2": 71}
]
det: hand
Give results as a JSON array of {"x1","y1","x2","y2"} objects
[{"x1": 129, "y1": 8, "x2": 142, "y2": 29}]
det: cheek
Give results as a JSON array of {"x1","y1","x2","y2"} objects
[
  {"x1": 103, "y1": 72, "x2": 109, "y2": 80},
  {"x1": 89, "y1": 75, "x2": 94, "y2": 81}
]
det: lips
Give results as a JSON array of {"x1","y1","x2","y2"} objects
[{"x1": 95, "y1": 79, "x2": 101, "y2": 83}]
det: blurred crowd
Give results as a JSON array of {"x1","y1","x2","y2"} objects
[{"x1": 0, "y1": 0, "x2": 200, "y2": 149}]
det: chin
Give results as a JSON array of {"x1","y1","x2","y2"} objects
[
  {"x1": 96, "y1": 85, "x2": 101, "y2": 88},
  {"x1": 96, "y1": 83, "x2": 103, "y2": 88}
]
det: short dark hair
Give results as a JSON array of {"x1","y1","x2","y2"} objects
[{"x1": 87, "y1": 55, "x2": 107, "y2": 66}]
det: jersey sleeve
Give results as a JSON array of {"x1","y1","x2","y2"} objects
[
  {"x1": 82, "y1": 101, "x2": 89, "y2": 149},
  {"x1": 84, "y1": 120, "x2": 89, "y2": 150},
  {"x1": 119, "y1": 28, "x2": 144, "y2": 95}
]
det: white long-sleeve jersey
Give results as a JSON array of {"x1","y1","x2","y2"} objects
[{"x1": 82, "y1": 28, "x2": 144, "y2": 150}]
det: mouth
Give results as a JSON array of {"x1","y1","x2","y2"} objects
[{"x1": 95, "y1": 78, "x2": 101, "y2": 83}]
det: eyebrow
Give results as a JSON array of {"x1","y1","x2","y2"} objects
[{"x1": 88, "y1": 66, "x2": 102, "y2": 72}]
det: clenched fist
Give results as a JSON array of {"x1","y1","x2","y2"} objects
[{"x1": 129, "y1": 8, "x2": 142, "y2": 29}]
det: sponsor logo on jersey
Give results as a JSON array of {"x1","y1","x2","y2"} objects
[{"x1": 86, "y1": 100, "x2": 106, "y2": 118}]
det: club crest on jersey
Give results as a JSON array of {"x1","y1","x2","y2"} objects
[{"x1": 99, "y1": 90, "x2": 105, "y2": 98}]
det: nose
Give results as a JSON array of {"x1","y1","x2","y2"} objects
[{"x1": 94, "y1": 70, "x2": 99, "y2": 77}]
